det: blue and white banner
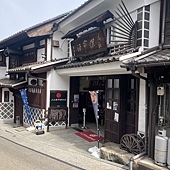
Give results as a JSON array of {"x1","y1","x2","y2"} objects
[{"x1": 20, "y1": 89, "x2": 31, "y2": 121}]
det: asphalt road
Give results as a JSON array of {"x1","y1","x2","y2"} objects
[
  {"x1": 0, "y1": 125, "x2": 128, "y2": 170},
  {"x1": 0, "y1": 136, "x2": 82, "y2": 170}
]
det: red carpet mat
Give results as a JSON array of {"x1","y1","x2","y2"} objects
[{"x1": 75, "y1": 131, "x2": 104, "y2": 142}]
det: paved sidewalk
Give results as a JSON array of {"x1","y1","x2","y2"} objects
[{"x1": 0, "y1": 122, "x2": 128, "y2": 170}]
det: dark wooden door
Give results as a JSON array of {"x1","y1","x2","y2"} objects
[
  {"x1": 125, "y1": 76, "x2": 139, "y2": 134},
  {"x1": 105, "y1": 76, "x2": 122, "y2": 143},
  {"x1": 104, "y1": 75, "x2": 139, "y2": 143},
  {"x1": 69, "y1": 77, "x2": 80, "y2": 125},
  {"x1": 14, "y1": 92, "x2": 23, "y2": 125}
]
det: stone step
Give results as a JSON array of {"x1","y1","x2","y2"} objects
[
  {"x1": 100, "y1": 142, "x2": 136, "y2": 168},
  {"x1": 100, "y1": 142, "x2": 170, "y2": 170}
]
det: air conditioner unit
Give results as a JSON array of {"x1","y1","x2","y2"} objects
[
  {"x1": 28, "y1": 78, "x2": 38, "y2": 86},
  {"x1": 38, "y1": 79, "x2": 43, "y2": 86}
]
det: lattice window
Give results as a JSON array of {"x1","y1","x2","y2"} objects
[
  {"x1": 48, "y1": 121, "x2": 67, "y2": 127},
  {"x1": 23, "y1": 106, "x2": 45, "y2": 126}
]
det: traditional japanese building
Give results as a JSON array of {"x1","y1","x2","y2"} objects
[{"x1": 0, "y1": 0, "x2": 169, "y2": 165}]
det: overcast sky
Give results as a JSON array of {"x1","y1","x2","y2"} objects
[{"x1": 0, "y1": 0, "x2": 87, "y2": 41}]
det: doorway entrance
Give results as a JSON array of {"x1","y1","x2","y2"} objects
[
  {"x1": 69, "y1": 75, "x2": 139, "y2": 143},
  {"x1": 79, "y1": 76, "x2": 105, "y2": 126},
  {"x1": 105, "y1": 75, "x2": 139, "y2": 143}
]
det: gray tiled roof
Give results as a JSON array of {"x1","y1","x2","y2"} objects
[
  {"x1": 121, "y1": 47, "x2": 170, "y2": 68},
  {"x1": 136, "y1": 49, "x2": 170, "y2": 65},
  {"x1": 55, "y1": 48, "x2": 140, "y2": 70},
  {"x1": 0, "y1": 78, "x2": 27, "y2": 87},
  {"x1": 55, "y1": 55, "x2": 118, "y2": 70},
  {"x1": 7, "y1": 58, "x2": 68, "y2": 73}
]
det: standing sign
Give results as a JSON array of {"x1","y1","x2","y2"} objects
[
  {"x1": 20, "y1": 89, "x2": 31, "y2": 121},
  {"x1": 89, "y1": 90, "x2": 100, "y2": 148},
  {"x1": 50, "y1": 90, "x2": 67, "y2": 107}
]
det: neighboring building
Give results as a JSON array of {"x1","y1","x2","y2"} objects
[
  {"x1": 121, "y1": 0, "x2": 170, "y2": 160},
  {"x1": 0, "y1": 48, "x2": 11, "y2": 123},
  {"x1": 0, "y1": 12, "x2": 70, "y2": 126}
]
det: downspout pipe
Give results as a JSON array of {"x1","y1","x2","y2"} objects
[
  {"x1": 50, "y1": 23, "x2": 57, "y2": 61},
  {"x1": 50, "y1": 34, "x2": 53, "y2": 61},
  {"x1": 129, "y1": 70, "x2": 148, "y2": 170},
  {"x1": 160, "y1": 0, "x2": 166, "y2": 45}
]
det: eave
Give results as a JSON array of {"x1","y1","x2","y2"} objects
[
  {"x1": 0, "y1": 78, "x2": 27, "y2": 89},
  {"x1": 7, "y1": 58, "x2": 69, "y2": 74},
  {"x1": 121, "y1": 46, "x2": 170, "y2": 70},
  {"x1": 62, "y1": 10, "x2": 113, "y2": 39}
]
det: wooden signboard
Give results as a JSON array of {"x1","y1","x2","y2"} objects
[
  {"x1": 71, "y1": 29, "x2": 107, "y2": 58},
  {"x1": 47, "y1": 107, "x2": 68, "y2": 131}
]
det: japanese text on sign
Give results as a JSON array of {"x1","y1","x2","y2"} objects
[{"x1": 71, "y1": 29, "x2": 107, "y2": 57}]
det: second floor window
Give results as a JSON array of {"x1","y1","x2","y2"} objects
[
  {"x1": 137, "y1": 5, "x2": 150, "y2": 49},
  {"x1": 9, "y1": 55, "x2": 18, "y2": 69}
]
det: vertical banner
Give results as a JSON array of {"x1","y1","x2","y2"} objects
[
  {"x1": 89, "y1": 91, "x2": 99, "y2": 125},
  {"x1": 89, "y1": 91, "x2": 100, "y2": 148},
  {"x1": 19, "y1": 89, "x2": 31, "y2": 121}
]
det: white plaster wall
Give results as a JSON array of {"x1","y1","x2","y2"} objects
[
  {"x1": 59, "y1": 0, "x2": 159, "y2": 33},
  {"x1": 0, "y1": 67, "x2": 6, "y2": 79},
  {"x1": 6, "y1": 57, "x2": 9, "y2": 71},
  {"x1": 50, "y1": 70, "x2": 69, "y2": 90},
  {"x1": 145, "y1": 0, "x2": 159, "y2": 5},
  {"x1": 46, "y1": 71, "x2": 51, "y2": 109},
  {"x1": 46, "y1": 69, "x2": 69, "y2": 109},
  {"x1": 52, "y1": 31, "x2": 69, "y2": 59},
  {"x1": 37, "y1": 48, "x2": 45, "y2": 62},
  {"x1": 0, "y1": 57, "x2": 8, "y2": 79},
  {"x1": 149, "y1": 1, "x2": 161, "y2": 47},
  {"x1": 2, "y1": 88, "x2": 14, "y2": 102},
  {"x1": 56, "y1": 61, "x2": 131, "y2": 76},
  {"x1": 138, "y1": 75, "x2": 147, "y2": 135},
  {"x1": 46, "y1": 69, "x2": 70, "y2": 124}
]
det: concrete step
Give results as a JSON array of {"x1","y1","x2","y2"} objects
[{"x1": 138, "y1": 157, "x2": 169, "y2": 170}]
